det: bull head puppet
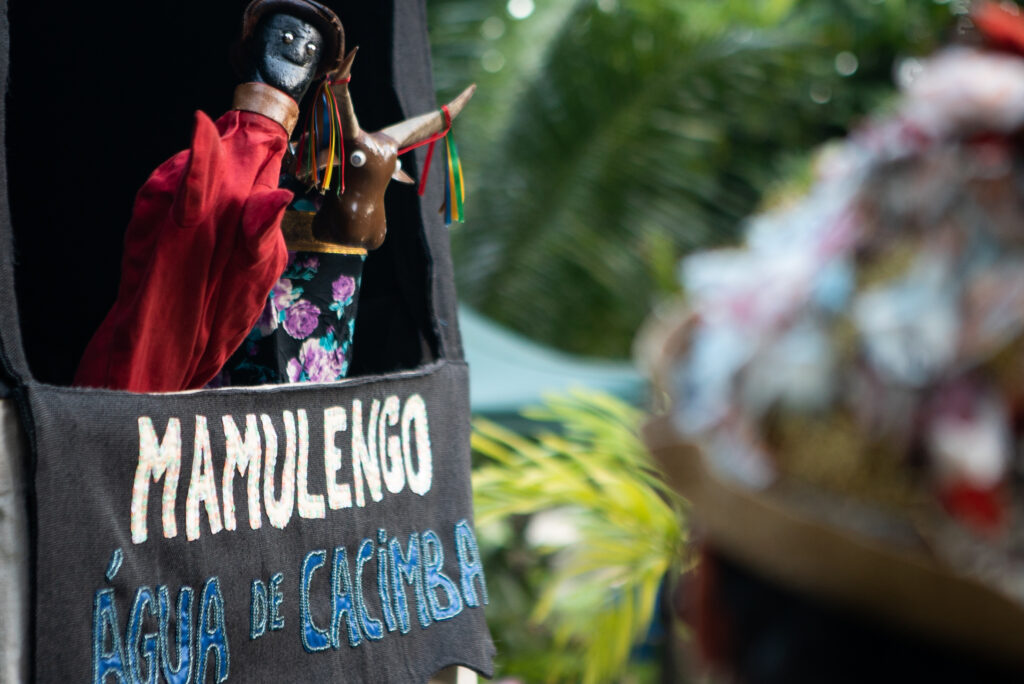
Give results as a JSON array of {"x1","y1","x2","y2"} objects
[
  {"x1": 291, "y1": 48, "x2": 476, "y2": 251},
  {"x1": 223, "y1": 52, "x2": 476, "y2": 386}
]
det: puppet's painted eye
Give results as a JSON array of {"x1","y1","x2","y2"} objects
[
  {"x1": 282, "y1": 31, "x2": 295, "y2": 44},
  {"x1": 306, "y1": 43, "x2": 318, "y2": 55},
  {"x1": 350, "y1": 150, "x2": 367, "y2": 167}
]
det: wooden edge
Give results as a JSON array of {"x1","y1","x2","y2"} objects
[
  {"x1": 641, "y1": 415, "x2": 702, "y2": 499},
  {"x1": 642, "y1": 414, "x2": 1024, "y2": 665},
  {"x1": 280, "y1": 212, "x2": 368, "y2": 256}
]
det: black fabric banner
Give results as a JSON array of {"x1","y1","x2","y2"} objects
[
  {"x1": 0, "y1": 2, "x2": 496, "y2": 681},
  {"x1": 29, "y1": 361, "x2": 494, "y2": 682}
]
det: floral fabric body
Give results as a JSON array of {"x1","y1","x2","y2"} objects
[{"x1": 226, "y1": 251, "x2": 364, "y2": 385}]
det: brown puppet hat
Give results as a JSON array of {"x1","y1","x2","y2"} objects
[{"x1": 236, "y1": 0, "x2": 345, "y2": 78}]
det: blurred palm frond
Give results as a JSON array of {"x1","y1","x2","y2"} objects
[
  {"x1": 432, "y1": 0, "x2": 958, "y2": 357},
  {"x1": 472, "y1": 390, "x2": 689, "y2": 683}
]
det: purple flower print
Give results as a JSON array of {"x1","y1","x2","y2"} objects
[
  {"x1": 283, "y1": 300, "x2": 321, "y2": 339},
  {"x1": 271, "y1": 279, "x2": 300, "y2": 313},
  {"x1": 331, "y1": 275, "x2": 356, "y2": 304},
  {"x1": 286, "y1": 337, "x2": 346, "y2": 383},
  {"x1": 283, "y1": 253, "x2": 320, "y2": 281}
]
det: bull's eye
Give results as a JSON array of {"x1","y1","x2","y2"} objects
[
  {"x1": 282, "y1": 31, "x2": 295, "y2": 44},
  {"x1": 350, "y1": 150, "x2": 367, "y2": 167},
  {"x1": 306, "y1": 43, "x2": 318, "y2": 56}
]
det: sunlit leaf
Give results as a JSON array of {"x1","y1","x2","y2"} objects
[{"x1": 470, "y1": 390, "x2": 687, "y2": 683}]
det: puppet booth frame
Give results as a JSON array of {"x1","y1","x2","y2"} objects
[{"x1": 0, "y1": 1, "x2": 494, "y2": 681}]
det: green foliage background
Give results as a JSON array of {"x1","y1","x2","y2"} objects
[
  {"x1": 430, "y1": 0, "x2": 961, "y2": 358},
  {"x1": 427, "y1": 1, "x2": 989, "y2": 682}
]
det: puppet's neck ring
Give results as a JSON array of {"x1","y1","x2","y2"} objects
[
  {"x1": 232, "y1": 82, "x2": 300, "y2": 136},
  {"x1": 281, "y1": 211, "x2": 369, "y2": 255}
]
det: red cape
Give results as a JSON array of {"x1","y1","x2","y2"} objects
[{"x1": 75, "y1": 109, "x2": 293, "y2": 392}]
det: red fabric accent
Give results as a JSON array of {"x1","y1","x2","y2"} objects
[
  {"x1": 973, "y1": 2, "x2": 1024, "y2": 56},
  {"x1": 74, "y1": 109, "x2": 293, "y2": 392},
  {"x1": 417, "y1": 135, "x2": 437, "y2": 197},
  {"x1": 939, "y1": 480, "x2": 1007, "y2": 535},
  {"x1": 692, "y1": 545, "x2": 733, "y2": 669},
  {"x1": 398, "y1": 105, "x2": 453, "y2": 197}
]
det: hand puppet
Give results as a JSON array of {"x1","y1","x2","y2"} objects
[
  {"x1": 226, "y1": 47, "x2": 476, "y2": 385},
  {"x1": 75, "y1": 0, "x2": 344, "y2": 392}
]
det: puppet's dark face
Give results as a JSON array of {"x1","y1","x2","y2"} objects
[{"x1": 249, "y1": 14, "x2": 323, "y2": 101}]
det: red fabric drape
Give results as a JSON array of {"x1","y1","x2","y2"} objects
[{"x1": 75, "y1": 109, "x2": 293, "y2": 392}]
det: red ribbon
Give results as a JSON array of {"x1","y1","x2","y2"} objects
[
  {"x1": 973, "y1": 2, "x2": 1024, "y2": 57},
  {"x1": 397, "y1": 105, "x2": 453, "y2": 196}
]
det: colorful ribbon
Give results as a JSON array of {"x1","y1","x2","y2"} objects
[
  {"x1": 398, "y1": 105, "x2": 466, "y2": 224},
  {"x1": 298, "y1": 88, "x2": 466, "y2": 224},
  {"x1": 296, "y1": 76, "x2": 350, "y2": 195}
]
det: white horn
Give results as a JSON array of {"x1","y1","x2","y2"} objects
[{"x1": 378, "y1": 84, "x2": 476, "y2": 150}]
